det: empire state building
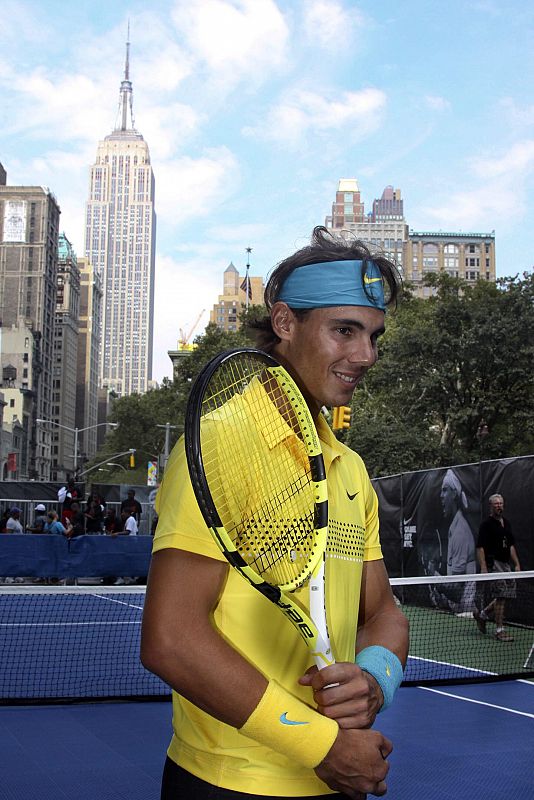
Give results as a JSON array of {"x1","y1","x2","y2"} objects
[{"x1": 84, "y1": 37, "x2": 156, "y2": 396}]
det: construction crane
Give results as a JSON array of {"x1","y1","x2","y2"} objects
[{"x1": 178, "y1": 309, "x2": 205, "y2": 351}]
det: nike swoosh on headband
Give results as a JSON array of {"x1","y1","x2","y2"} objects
[
  {"x1": 279, "y1": 712, "x2": 309, "y2": 726},
  {"x1": 363, "y1": 275, "x2": 383, "y2": 285}
]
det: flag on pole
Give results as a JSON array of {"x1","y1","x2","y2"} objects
[{"x1": 240, "y1": 274, "x2": 252, "y2": 300}]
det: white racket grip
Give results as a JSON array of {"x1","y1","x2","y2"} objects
[{"x1": 309, "y1": 558, "x2": 335, "y2": 670}]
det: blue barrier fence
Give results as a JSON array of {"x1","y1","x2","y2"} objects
[{"x1": 0, "y1": 534, "x2": 153, "y2": 578}]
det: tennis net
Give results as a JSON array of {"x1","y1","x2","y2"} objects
[
  {"x1": 1, "y1": 573, "x2": 533, "y2": 704},
  {"x1": 0, "y1": 585, "x2": 169, "y2": 704},
  {"x1": 391, "y1": 570, "x2": 534, "y2": 685}
]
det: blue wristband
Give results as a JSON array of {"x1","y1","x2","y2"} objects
[{"x1": 355, "y1": 645, "x2": 404, "y2": 712}]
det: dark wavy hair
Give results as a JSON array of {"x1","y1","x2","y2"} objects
[{"x1": 249, "y1": 226, "x2": 402, "y2": 352}]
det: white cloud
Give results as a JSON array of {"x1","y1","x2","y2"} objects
[
  {"x1": 302, "y1": 0, "x2": 367, "y2": 49},
  {"x1": 420, "y1": 184, "x2": 515, "y2": 231},
  {"x1": 244, "y1": 87, "x2": 386, "y2": 147},
  {"x1": 424, "y1": 95, "x2": 451, "y2": 112},
  {"x1": 498, "y1": 98, "x2": 534, "y2": 128},
  {"x1": 140, "y1": 103, "x2": 202, "y2": 161},
  {"x1": 419, "y1": 140, "x2": 534, "y2": 231},
  {"x1": 470, "y1": 140, "x2": 534, "y2": 179},
  {"x1": 152, "y1": 253, "x2": 220, "y2": 382},
  {"x1": 1, "y1": 68, "x2": 113, "y2": 144},
  {"x1": 171, "y1": 0, "x2": 289, "y2": 89},
  {"x1": 154, "y1": 146, "x2": 241, "y2": 226}
]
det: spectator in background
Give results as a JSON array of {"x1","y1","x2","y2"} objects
[
  {"x1": 114, "y1": 509, "x2": 139, "y2": 586},
  {"x1": 474, "y1": 493, "x2": 521, "y2": 642},
  {"x1": 120, "y1": 508, "x2": 138, "y2": 536},
  {"x1": 26, "y1": 504, "x2": 48, "y2": 534},
  {"x1": 5, "y1": 507, "x2": 23, "y2": 534},
  {"x1": 66, "y1": 501, "x2": 85, "y2": 538},
  {"x1": 58, "y1": 479, "x2": 81, "y2": 524},
  {"x1": 84, "y1": 499, "x2": 104, "y2": 534},
  {"x1": 0, "y1": 508, "x2": 11, "y2": 532},
  {"x1": 43, "y1": 510, "x2": 71, "y2": 536},
  {"x1": 121, "y1": 489, "x2": 142, "y2": 526},
  {"x1": 104, "y1": 508, "x2": 123, "y2": 536},
  {"x1": 86, "y1": 491, "x2": 106, "y2": 515}
]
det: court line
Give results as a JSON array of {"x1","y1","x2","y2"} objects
[
  {"x1": 0, "y1": 620, "x2": 141, "y2": 627},
  {"x1": 418, "y1": 686, "x2": 534, "y2": 719}
]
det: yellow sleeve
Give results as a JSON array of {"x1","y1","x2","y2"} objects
[
  {"x1": 153, "y1": 436, "x2": 224, "y2": 562},
  {"x1": 362, "y1": 462, "x2": 382, "y2": 563}
]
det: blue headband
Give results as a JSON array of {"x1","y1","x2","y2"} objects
[{"x1": 277, "y1": 260, "x2": 386, "y2": 312}]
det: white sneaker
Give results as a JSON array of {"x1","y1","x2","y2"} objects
[{"x1": 113, "y1": 578, "x2": 126, "y2": 585}]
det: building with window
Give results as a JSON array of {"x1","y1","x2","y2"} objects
[
  {"x1": 49, "y1": 233, "x2": 81, "y2": 480},
  {"x1": 325, "y1": 180, "x2": 408, "y2": 273},
  {"x1": 210, "y1": 262, "x2": 264, "y2": 332},
  {"x1": 84, "y1": 37, "x2": 156, "y2": 397},
  {"x1": 325, "y1": 179, "x2": 496, "y2": 295},
  {"x1": 0, "y1": 180, "x2": 60, "y2": 479},
  {"x1": 75, "y1": 257, "x2": 103, "y2": 462},
  {"x1": 405, "y1": 231, "x2": 496, "y2": 297}
]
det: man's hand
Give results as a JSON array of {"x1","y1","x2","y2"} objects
[
  {"x1": 315, "y1": 726, "x2": 392, "y2": 798},
  {"x1": 299, "y1": 662, "x2": 383, "y2": 729}
]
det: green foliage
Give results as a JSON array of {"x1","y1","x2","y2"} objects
[{"x1": 346, "y1": 272, "x2": 534, "y2": 476}]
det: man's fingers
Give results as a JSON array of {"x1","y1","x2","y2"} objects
[{"x1": 380, "y1": 736, "x2": 393, "y2": 759}]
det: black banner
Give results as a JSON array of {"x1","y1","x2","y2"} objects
[{"x1": 373, "y1": 455, "x2": 534, "y2": 576}]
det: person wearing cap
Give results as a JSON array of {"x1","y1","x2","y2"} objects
[
  {"x1": 27, "y1": 504, "x2": 48, "y2": 534},
  {"x1": 142, "y1": 226, "x2": 409, "y2": 800},
  {"x1": 5, "y1": 507, "x2": 23, "y2": 534}
]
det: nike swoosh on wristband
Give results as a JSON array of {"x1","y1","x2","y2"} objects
[
  {"x1": 346, "y1": 490, "x2": 359, "y2": 501},
  {"x1": 279, "y1": 712, "x2": 309, "y2": 726}
]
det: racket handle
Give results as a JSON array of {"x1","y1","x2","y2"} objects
[{"x1": 309, "y1": 559, "x2": 335, "y2": 670}]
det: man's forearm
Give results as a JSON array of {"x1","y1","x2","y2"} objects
[{"x1": 356, "y1": 605, "x2": 409, "y2": 667}]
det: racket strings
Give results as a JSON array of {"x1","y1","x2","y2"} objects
[{"x1": 200, "y1": 358, "x2": 319, "y2": 588}]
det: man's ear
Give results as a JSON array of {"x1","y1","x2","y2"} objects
[{"x1": 271, "y1": 302, "x2": 294, "y2": 341}]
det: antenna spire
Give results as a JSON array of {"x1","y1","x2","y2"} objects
[{"x1": 118, "y1": 21, "x2": 135, "y2": 131}]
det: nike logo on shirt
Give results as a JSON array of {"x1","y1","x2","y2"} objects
[{"x1": 346, "y1": 490, "x2": 359, "y2": 501}]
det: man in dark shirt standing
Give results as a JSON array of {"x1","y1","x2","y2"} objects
[
  {"x1": 120, "y1": 489, "x2": 142, "y2": 526},
  {"x1": 474, "y1": 494, "x2": 521, "y2": 641}
]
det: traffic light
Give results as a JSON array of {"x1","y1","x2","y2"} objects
[
  {"x1": 332, "y1": 405, "x2": 351, "y2": 430},
  {"x1": 129, "y1": 452, "x2": 136, "y2": 468}
]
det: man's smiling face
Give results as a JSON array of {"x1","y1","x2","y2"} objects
[{"x1": 274, "y1": 304, "x2": 385, "y2": 416}]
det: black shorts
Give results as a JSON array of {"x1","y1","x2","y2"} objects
[{"x1": 161, "y1": 757, "x2": 352, "y2": 800}]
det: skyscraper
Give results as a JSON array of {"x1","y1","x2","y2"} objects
[
  {"x1": 52, "y1": 233, "x2": 80, "y2": 480},
  {"x1": 0, "y1": 180, "x2": 61, "y2": 479},
  {"x1": 84, "y1": 36, "x2": 156, "y2": 396},
  {"x1": 325, "y1": 179, "x2": 408, "y2": 272}
]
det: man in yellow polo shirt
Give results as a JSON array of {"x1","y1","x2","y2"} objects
[{"x1": 141, "y1": 225, "x2": 409, "y2": 799}]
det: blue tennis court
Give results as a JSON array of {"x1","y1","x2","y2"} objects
[
  {"x1": 1, "y1": 584, "x2": 533, "y2": 798},
  {"x1": 0, "y1": 681, "x2": 532, "y2": 799}
]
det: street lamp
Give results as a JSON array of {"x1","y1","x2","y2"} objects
[{"x1": 36, "y1": 419, "x2": 118, "y2": 477}]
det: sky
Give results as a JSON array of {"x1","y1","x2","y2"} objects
[{"x1": 1, "y1": 0, "x2": 533, "y2": 383}]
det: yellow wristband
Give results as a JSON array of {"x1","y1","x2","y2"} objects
[{"x1": 239, "y1": 679, "x2": 338, "y2": 769}]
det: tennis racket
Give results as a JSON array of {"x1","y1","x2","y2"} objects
[{"x1": 185, "y1": 348, "x2": 334, "y2": 669}]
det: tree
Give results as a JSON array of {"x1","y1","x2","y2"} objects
[{"x1": 346, "y1": 272, "x2": 534, "y2": 477}]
